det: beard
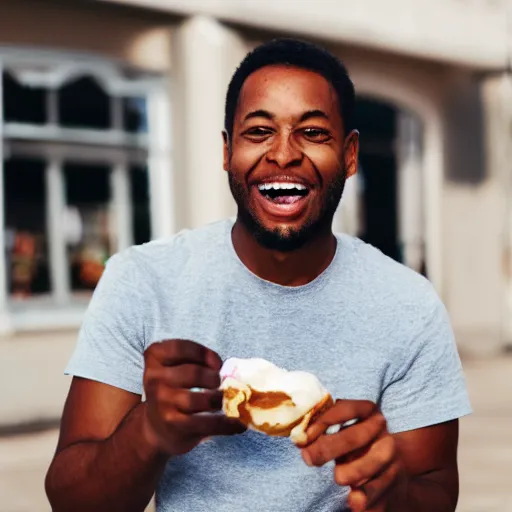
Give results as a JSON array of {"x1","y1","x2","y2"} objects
[{"x1": 228, "y1": 170, "x2": 346, "y2": 252}]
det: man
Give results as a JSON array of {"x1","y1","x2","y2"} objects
[{"x1": 45, "y1": 38, "x2": 471, "y2": 512}]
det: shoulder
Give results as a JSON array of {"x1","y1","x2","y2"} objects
[
  {"x1": 337, "y1": 234, "x2": 445, "y2": 331},
  {"x1": 107, "y1": 219, "x2": 231, "y2": 281}
]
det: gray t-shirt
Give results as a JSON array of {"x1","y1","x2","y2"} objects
[{"x1": 66, "y1": 218, "x2": 472, "y2": 512}]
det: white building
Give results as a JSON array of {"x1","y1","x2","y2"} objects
[{"x1": 1, "y1": 0, "x2": 511, "y2": 428}]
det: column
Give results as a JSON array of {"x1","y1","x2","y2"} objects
[
  {"x1": 333, "y1": 173, "x2": 361, "y2": 237},
  {"x1": 110, "y1": 163, "x2": 133, "y2": 252},
  {"x1": 397, "y1": 112, "x2": 424, "y2": 273},
  {"x1": 46, "y1": 160, "x2": 69, "y2": 305},
  {"x1": 0, "y1": 62, "x2": 12, "y2": 335},
  {"x1": 171, "y1": 16, "x2": 249, "y2": 230},
  {"x1": 147, "y1": 84, "x2": 176, "y2": 239},
  {"x1": 459, "y1": 72, "x2": 512, "y2": 354}
]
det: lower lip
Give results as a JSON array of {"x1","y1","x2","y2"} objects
[{"x1": 252, "y1": 187, "x2": 310, "y2": 220}]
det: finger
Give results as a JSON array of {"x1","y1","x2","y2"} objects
[
  {"x1": 334, "y1": 435, "x2": 396, "y2": 487},
  {"x1": 173, "y1": 389, "x2": 224, "y2": 414},
  {"x1": 306, "y1": 400, "x2": 377, "y2": 443},
  {"x1": 302, "y1": 412, "x2": 386, "y2": 467},
  {"x1": 347, "y1": 462, "x2": 401, "y2": 512},
  {"x1": 146, "y1": 340, "x2": 222, "y2": 370},
  {"x1": 148, "y1": 364, "x2": 221, "y2": 390},
  {"x1": 185, "y1": 413, "x2": 247, "y2": 437}
]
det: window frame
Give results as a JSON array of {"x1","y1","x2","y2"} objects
[{"x1": 0, "y1": 48, "x2": 174, "y2": 331}]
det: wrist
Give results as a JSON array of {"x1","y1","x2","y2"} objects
[{"x1": 139, "y1": 402, "x2": 170, "y2": 461}]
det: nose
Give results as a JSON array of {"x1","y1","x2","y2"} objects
[{"x1": 265, "y1": 132, "x2": 303, "y2": 168}]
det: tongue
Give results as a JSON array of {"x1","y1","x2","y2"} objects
[{"x1": 272, "y1": 195, "x2": 302, "y2": 204}]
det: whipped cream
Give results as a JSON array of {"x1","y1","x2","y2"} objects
[{"x1": 219, "y1": 357, "x2": 331, "y2": 443}]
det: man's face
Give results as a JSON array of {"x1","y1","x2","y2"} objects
[{"x1": 224, "y1": 65, "x2": 358, "y2": 251}]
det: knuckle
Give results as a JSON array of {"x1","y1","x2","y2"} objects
[
  {"x1": 192, "y1": 365, "x2": 204, "y2": 385},
  {"x1": 374, "y1": 436, "x2": 395, "y2": 465},
  {"x1": 312, "y1": 443, "x2": 329, "y2": 466},
  {"x1": 334, "y1": 467, "x2": 351, "y2": 486},
  {"x1": 164, "y1": 339, "x2": 179, "y2": 359},
  {"x1": 143, "y1": 369, "x2": 162, "y2": 395},
  {"x1": 373, "y1": 412, "x2": 387, "y2": 431},
  {"x1": 347, "y1": 428, "x2": 367, "y2": 449},
  {"x1": 162, "y1": 408, "x2": 178, "y2": 425},
  {"x1": 334, "y1": 468, "x2": 345, "y2": 486},
  {"x1": 181, "y1": 392, "x2": 195, "y2": 412},
  {"x1": 361, "y1": 400, "x2": 378, "y2": 414},
  {"x1": 154, "y1": 385, "x2": 168, "y2": 404}
]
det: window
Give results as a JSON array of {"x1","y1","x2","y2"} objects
[
  {"x1": 1, "y1": 53, "x2": 161, "y2": 306},
  {"x1": 59, "y1": 76, "x2": 110, "y2": 129},
  {"x1": 4, "y1": 157, "x2": 50, "y2": 298},
  {"x1": 64, "y1": 163, "x2": 112, "y2": 293},
  {"x1": 2, "y1": 72, "x2": 46, "y2": 124}
]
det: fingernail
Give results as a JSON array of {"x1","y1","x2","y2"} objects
[{"x1": 302, "y1": 450, "x2": 313, "y2": 466}]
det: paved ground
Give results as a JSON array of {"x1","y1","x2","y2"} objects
[{"x1": 1, "y1": 355, "x2": 511, "y2": 512}]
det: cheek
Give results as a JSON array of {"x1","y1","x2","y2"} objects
[
  {"x1": 230, "y1": 141, "x2": 267, "y2": 175},
  {"x1": 302, "y1": 146, "x2": 342, "y2": 177}
]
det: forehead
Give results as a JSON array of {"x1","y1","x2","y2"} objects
[{"x1": 236, "y1": 65, "x2": 340, "y2": 119}]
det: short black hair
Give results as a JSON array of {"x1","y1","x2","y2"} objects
[{"x1": 224, "y1": 38, "x2": 356, "y2": 140}]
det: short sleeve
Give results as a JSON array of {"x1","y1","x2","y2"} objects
[
  {"x1": 380, "y1": 296, "x2": 472, "y2": 434},
  {"x1": 65, "y1": 250, "x2": 151, "y2": 395}
]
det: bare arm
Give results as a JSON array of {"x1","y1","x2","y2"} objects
[
  {"x1": 45, "y1": 378, "x2": 167, "y2": 512},
  {"x1": 385, "y1": 419, "x2": 459, "y2": 512},
  {"x1": 301, "y1": 401, "x2": 461, "y2": 512},
  {"x1": 46, "y1": 340, "x2": 245, "y2": 512}
]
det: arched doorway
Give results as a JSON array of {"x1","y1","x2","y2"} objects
[
  {"x1": 356, "y1": 98, "x2": 401, "y2": 263},
  {"x1": 337, "y1": 97, "x2": 427, "y2": 276}
]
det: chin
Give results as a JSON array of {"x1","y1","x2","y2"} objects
[{"x1": 252, "y1": 222, "x2": 312, "y2": 252}]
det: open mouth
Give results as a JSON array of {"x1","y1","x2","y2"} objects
[{"x1": 257, "y1": 182, "x2": 310, "y2": 204}]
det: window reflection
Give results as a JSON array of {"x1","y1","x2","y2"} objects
[
  {"x1": 2, "y1": 72, "x2": 46, "y2": 124},
  {"x1": 1, "y1": 59, "x2": 155, "y2": 305},
  {"x1": 123, "y1": 97, "x2": 148, "y2": 133},
  {"x1": 59, "y1": 76, "x2": 110, "y2": 130},
  {"x1": 64, "y1": 163, "x2": 112, "y2": 292},
  {"x1": 4, "y1": 157, "x2": 51, "y2": 298}
]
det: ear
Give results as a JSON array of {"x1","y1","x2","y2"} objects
[
  {"x1": 222, "y1": 131, "x2": 230, "y2": 172},
  {"x1": 343, "y1": 130, "x2": 359, "y2": 179}
]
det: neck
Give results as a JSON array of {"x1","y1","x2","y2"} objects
[{"x1": 231, "y1": 219, "x2": 337, "y2": 286}]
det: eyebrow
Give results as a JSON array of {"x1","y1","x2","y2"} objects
[
  {"x1": 300, "y1": 110, "x2": 329, "y2": 122},
  {"x1": 243, "y1": 109, "x2": 329, "y2": 122},
  {"x1": 243, "y1": 109, "x2": 274, "y2": 122}
]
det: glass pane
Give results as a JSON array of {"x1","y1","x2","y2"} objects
[
  {"x1": 123, "y1": 97, "x2": 148, "y2": 133},
  {"x1": 2, "y1": 72, "x2": 46, "y2": 124},
  {"x1": 64, "y1": 163, "x2": 112, "y2": 292},
  {"x1": 59, "y1": 76, "x2": 110, "y2": 130},
  {"x1": 129, "y1": 165, "x2": 151, "y2": 245},
  {"x1": 4, "y1": 157, "x2": 51, "y2": 299}
]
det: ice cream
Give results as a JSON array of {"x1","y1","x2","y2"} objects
[{"x1": 219, "y1": 357, "x2": 333, "y2": 445}]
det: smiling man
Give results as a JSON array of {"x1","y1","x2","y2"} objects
[{"x1": 46, "y1": 39, "x2": 471, "y2": 512}]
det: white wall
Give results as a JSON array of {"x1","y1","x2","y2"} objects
[
  {"x1": 171, "y1": 16, "x2": 248, "y2": 230},
  {"x1": 442, "y1": 74, "x2": 512, "y2": 355},
  {"x1": 0, "y1": 0, "x2": 172, "y2": 72},
  {"x1": 102, "y1": 0, "x2": 510, "y2": 71}
]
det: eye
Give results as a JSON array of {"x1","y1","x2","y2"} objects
[
  {"x1": 243, "y1": 127, "x2": 274, "y2": 141},
  {"x1": 301, "y1": 127, "x2": 332, "y2": 143}
]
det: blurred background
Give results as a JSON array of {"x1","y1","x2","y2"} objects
[{"x1": 0, "y1": 0, "x2": 511, "y2": 510}]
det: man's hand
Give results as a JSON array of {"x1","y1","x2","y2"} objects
[
  {"x1": 143, "y1": 339, "x2": 246, "y2": 457},
  {"x1": 299, "y1": 400, "x2": 406, "y2": 512}
]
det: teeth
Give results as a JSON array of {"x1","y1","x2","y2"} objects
[{"x1": 257, "y1": 183, "x2": 307, "y2": 191}]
